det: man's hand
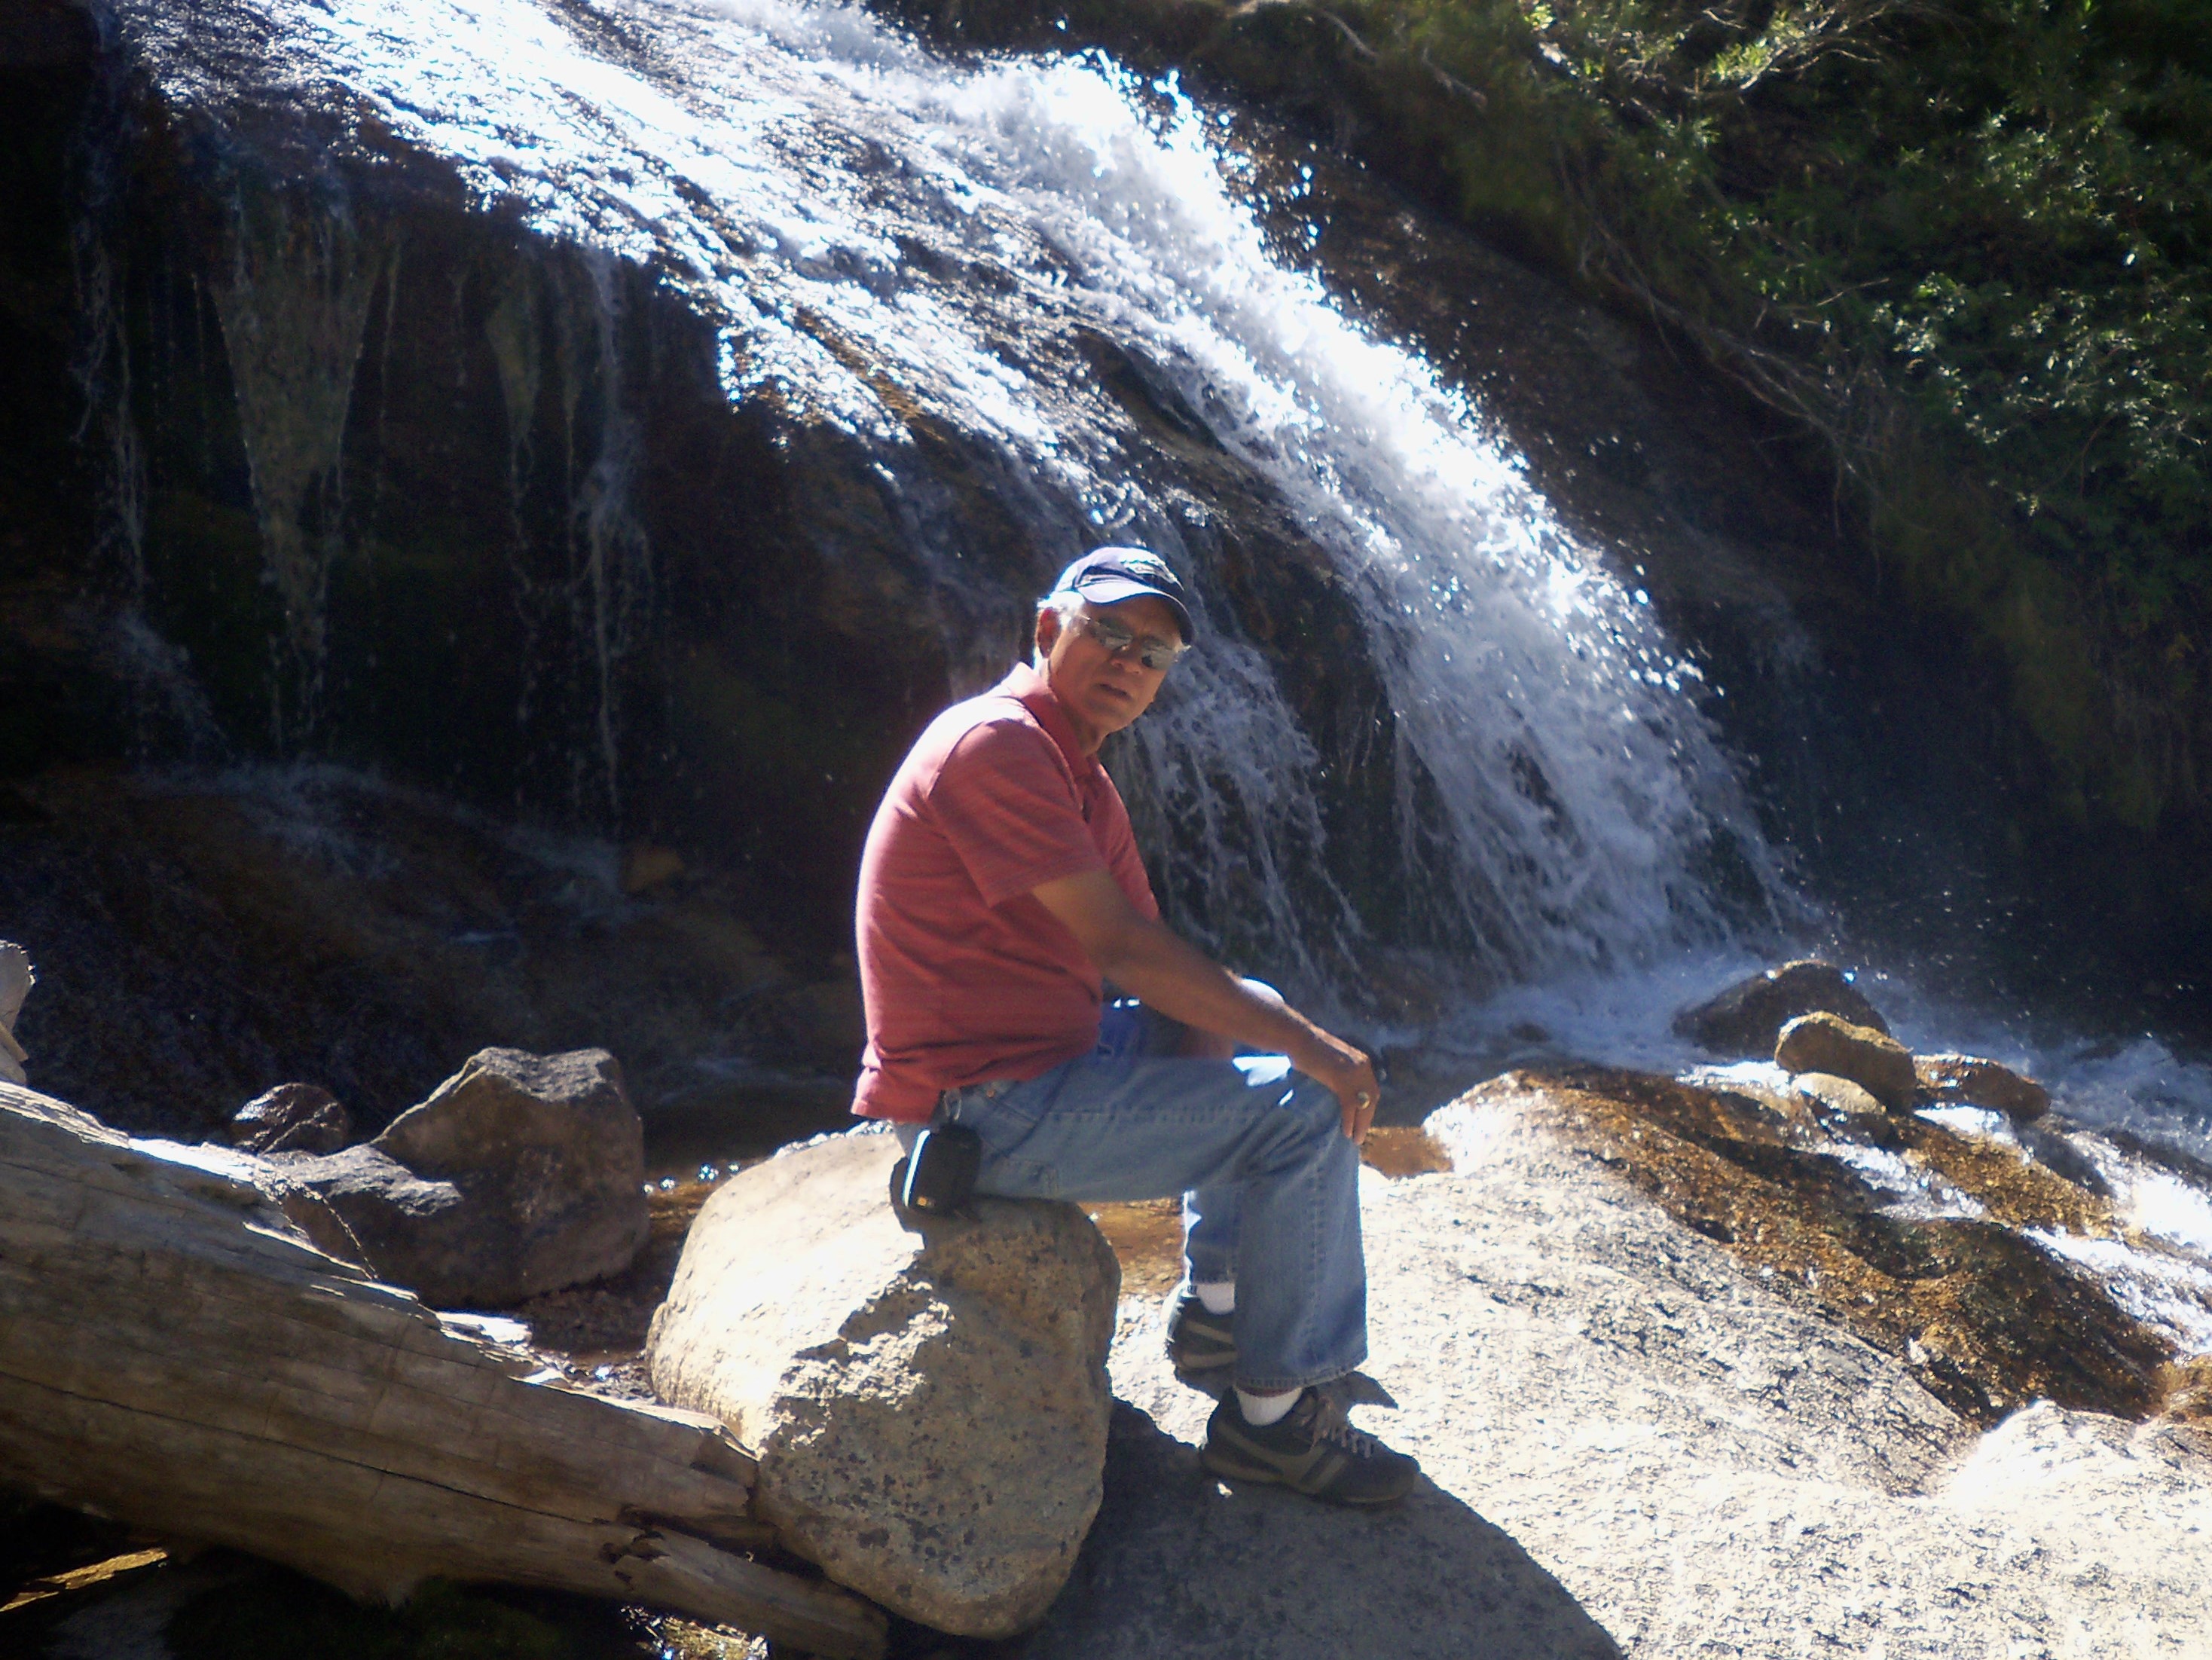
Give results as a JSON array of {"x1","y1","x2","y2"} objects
[
  {"x1": 1029, "y1": 868, "x2": 1382, "y2": 1141},
  {"x1": 1288, "y1": 1029, "x2": 1382, "y2": 1143}
]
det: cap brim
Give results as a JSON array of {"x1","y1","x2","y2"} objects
[{"x1": 1071, "y1": 574, "x2": 1194, "y2": 641}]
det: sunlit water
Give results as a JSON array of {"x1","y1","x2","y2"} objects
[
  {"x1": 99, "y1": 0, "x2": 2212, "y2": 1353},
  {"x1": 109, "y1": 0, "x2": 1779, "y2": 988}
]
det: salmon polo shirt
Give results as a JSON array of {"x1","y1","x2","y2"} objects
[{"x1": 852, "y1": 661, "x2": 1159, "y2": 1123}]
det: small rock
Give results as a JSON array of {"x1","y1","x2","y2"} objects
[
  {"x1": 1792, "y1": 1072, "x2": 1887, "y2": 1117},
  {"x1": 1674, "y1": 960, "x2": 1889, "y2": 1057},
  {"x1": 0, "y1": 941, "x2": 32, "y2": 1087},
  {"x1": 647, "y1": 1130, "x2": 1119, "y2": 1638},
  {"x1": 283, "y1": 1048, "x2": 647, "y2": 1307},
  {"x1": 1776, "y1": 1013, "x2": 1918, "y2": 1112},
  {"x1": 1915, "y1": 1055, "x2": 2050, "y2": 1122},
  {"x1": 228, "y1": 1083, "x2": 353, "y2": 1155}
]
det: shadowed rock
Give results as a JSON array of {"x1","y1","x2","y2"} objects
[
  {"x1": 278, "y1": 1047, "x2": 647, "y2": 1307},
  {"x1": 1914, "y1": 1054, "x2": 2051, "y2": 1122},
  {"x1": 1673, "y1": 960, "x2": 1889, "y2": 1056},
  {"x1": 1018, "y1": 1402, "x2": 1622, "y2": 1660},
  {"x1": 1776, "y1": 1012, "x2": 1917, "y2": 1111},
  {"x1": 0, "y1": 943, "x2": 32, "y2": 1087},
  {"x1": 647, "y1": 1130, "x2": 1120, "y2": 1638},
  {"x1": 228, "y1": 1082, "x2": 353, "y2": 1154}
]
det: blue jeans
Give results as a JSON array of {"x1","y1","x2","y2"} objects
[{"x1": 933, "y1": 1008, "x2": 1367, "y2": 1393}]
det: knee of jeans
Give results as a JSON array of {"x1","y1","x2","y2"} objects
[{"x1": 1249, "y1": 1078, "x2": 1347, "y2": 1165}]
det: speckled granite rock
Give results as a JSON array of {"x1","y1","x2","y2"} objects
[
  {"x1": 646, "y1": 1130, "x2": 1120, "y2": 1638},
  {"x1": 1043, "y1": 1082, "x2": 2212, "y2": 1658}
]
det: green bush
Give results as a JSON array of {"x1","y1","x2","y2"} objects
[{"x1": 1321, "y1": 0, "x2": 2212, "y2": 825}]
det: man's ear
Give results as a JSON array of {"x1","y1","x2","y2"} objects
[{"x1": 1034, "y1": 605, "x2": 1062, "y2": 659}]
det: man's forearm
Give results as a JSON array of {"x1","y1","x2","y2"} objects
[
  {"x1": 1092, "y1": 914, "x2": 1331, "y2": 1067},
  {"x1": 1028, "y1": 865, "x2": 1379, "y2": 1136}
]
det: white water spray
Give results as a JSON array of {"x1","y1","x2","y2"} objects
[{"x1": 114, "y1": 0, "x2": 1784, "y2": 989}]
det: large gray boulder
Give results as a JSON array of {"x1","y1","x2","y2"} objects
[
  {"x1": 281, "y1": 1047, "x2": 646, "y2": 1307},
  {"x1": 1674, "y1": 959, "x2": 1889, "y2": 1056},
  {"x1": 646, "y1": 1130, "x2": 1120, "y2": 1639}
]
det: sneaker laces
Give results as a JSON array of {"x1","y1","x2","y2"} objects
[{"x1": 1297, "y1": 1389, "x2": 1385, "y2": 1460}]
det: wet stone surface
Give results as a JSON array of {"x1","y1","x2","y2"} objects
[{"x1": 1468, "y1": 1067, "x2": 2191, "y2": 1426}]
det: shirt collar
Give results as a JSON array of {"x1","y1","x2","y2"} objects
[{"x1": 997, "y1": 661, "x2": 1098, "y2": 781}]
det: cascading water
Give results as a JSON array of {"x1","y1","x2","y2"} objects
[
  {"x1": 94, "y1": 0, "x2": 1782, "y2": 990},
  {"x1": 74, "y1": 0, "x2": 2212, "y2": 1368}
]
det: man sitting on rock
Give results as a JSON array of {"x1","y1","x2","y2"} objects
[{"x1": 853, "y1": 546, "x2": 1418, "y2": 1508}]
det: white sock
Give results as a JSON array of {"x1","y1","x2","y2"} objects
[
  {"x1": 1236, "y1": 1386, "x2": 1298, "y2": 1427},
  {"x1": 1193, "y1": 1280, "x2": 1235, "y2": 1316}
]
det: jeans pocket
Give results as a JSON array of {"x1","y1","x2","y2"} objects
[{"x1": 948, "y1": 1090, "x2": 1059, "y2": 1198}]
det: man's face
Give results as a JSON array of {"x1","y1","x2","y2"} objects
[{"x1": 1036, "y1": 594, "x2": 1183, "y2": 754}]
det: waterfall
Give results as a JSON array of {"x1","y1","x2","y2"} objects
[
  {"x1": 96, "y1": 0, "x2": 1791, "y2": 997},
  {"x1": 207, "y1": 195, "x2": 385, "y2": 751}
]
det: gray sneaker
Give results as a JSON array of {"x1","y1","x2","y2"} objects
[
  {"x1": 1202, "y1": 1387, "x2": 1419, "y2": 1508},
  {"x1": 1166, "y1": 1291, "x2": 1237, "y2": 1378}
]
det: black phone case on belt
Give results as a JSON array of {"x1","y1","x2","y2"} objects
[{"x1": 898, "y1": 1123, "x2": 982, "y2": 1214}]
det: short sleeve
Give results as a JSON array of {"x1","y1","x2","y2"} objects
[{"x1": 926, "y1": 719, "x2": 1108, "y2": 907}]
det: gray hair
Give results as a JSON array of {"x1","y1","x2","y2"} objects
[{"x1": 1033, "y1": 589, "x2": 1084, "y2": 667}]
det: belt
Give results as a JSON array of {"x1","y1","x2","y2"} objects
[{"x1": 939, "y1": 1078, "x2": 1009, "y2": 1110}]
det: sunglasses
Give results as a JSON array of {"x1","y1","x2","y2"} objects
[{"x1": 1072, "y1": 611, "x2": 1187, "y2": 672}]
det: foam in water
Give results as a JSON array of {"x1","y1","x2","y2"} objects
[{"x1": 2028, "y1": 1230, "x2": 2212, "y2": 1357}]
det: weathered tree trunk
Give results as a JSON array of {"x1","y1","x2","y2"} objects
[{"x1": 0, "y1": 1084, "x2": 886, "y2": 1659}]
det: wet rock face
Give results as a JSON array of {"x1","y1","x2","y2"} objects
[
  {"x1": 1673, "y1": 959, "x2": 1891, "y2": 1056},
  {"x1": 0, "y1": 767, "x2": 866, "y2": 1141},
  {"x1": 1460, "y1": 1068, "x2": 2173, "y2": 1425},
  {"x1": 647, "y1": 1130, "x2": 1120, "y2": 1638},
  {"x1": 69, "y1": 148, "x2": 947, "y2": 946},
  {"x1": 5, "y1": 11, "x2": 1402, "y2": 992},
  {"x1": 1916, "y1": 1054, "x2": 2051, "y2": 1122}
]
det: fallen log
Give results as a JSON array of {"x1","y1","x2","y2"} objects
[{"x1": 0, "y1": 1082, "x2": 887, "y2": 1659}]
